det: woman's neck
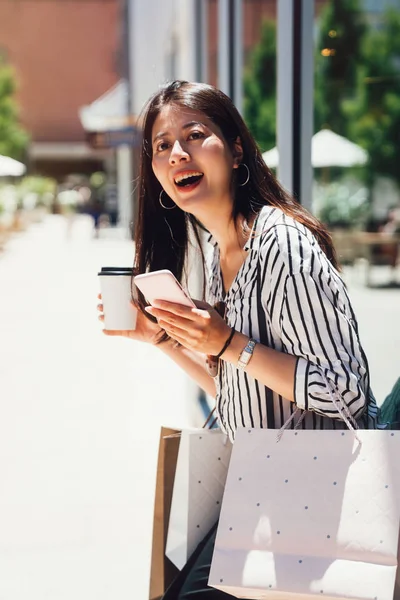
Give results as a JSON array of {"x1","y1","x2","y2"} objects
[{"x1": 206, "y1": 213, "x2": 250, "y2": 259}]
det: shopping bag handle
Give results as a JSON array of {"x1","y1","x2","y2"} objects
[
  {"x1": 323, "y1": 374, "x2": 359, "y2": 434},
  {"x1": 203, "y1": 407, "x2": 217, "y2": 430},
  {"x1": 277, "y1": 373, "x2": 360, "y2": 444}
]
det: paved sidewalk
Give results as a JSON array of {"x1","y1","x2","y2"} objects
[
  {"x1": 0, "y1": 215, "x2": 398, "y2": 600},
  {"x1": 0, "y1": 215, "x2": 203, "y2": 600}
]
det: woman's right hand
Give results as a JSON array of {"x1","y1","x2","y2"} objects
[{"x1": 97, "y1": 294, "x2": 164, "y2": 345}]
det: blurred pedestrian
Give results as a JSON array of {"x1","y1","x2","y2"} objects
[
  {"x1": 104, "y1": 183, "x2": 119, "y2": 226},
  {"x1": 88, "y1": 192, "x2": 104, "y2": 238}
]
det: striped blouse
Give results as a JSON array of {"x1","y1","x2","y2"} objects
[{"x1": 207, "y1": 205, "x2": 378, "y2": 441}]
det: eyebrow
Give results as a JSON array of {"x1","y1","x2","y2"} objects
[{"x1": 152, "y1": 121, "x2": 207, "y2": 144}]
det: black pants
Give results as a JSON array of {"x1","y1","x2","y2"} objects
[{"x1": 161, "y1": 523, "x2": 256, "y2": 599}]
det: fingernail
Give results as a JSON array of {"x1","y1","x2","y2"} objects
[{"x1": 145, "y1": 306, "x2": 154, "y2": 313}]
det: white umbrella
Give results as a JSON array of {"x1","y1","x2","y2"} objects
[
  {"x1": 262, "y1": 129, "x2": 368, "y2": 168},
  {"x1": 0, "y1": 154, "x2": 26, "y2": 177}
]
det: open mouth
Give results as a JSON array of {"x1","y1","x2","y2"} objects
[{"x1": 174, "y1": 172, "x2": 204, "y2": 188}]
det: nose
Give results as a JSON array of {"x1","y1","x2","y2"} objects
[{"x1": 169, "y1": 140, "x2": 190, "y2": 165}]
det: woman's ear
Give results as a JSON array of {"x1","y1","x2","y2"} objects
[{"x1": 232, "y1": 136, "x2": 244, "y2": 168}]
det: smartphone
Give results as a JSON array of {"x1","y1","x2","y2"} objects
[{"x1": 133, "y1": 269, "x2": 196, "y2": 308}]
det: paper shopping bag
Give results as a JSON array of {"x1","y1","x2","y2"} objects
[
  {"x1": 148, "y1": 427, "x2": 181, "y2": 600},
  {"x1": 209, "y1": 428, "x2": 400, "y2": 600},
  {"x1": 165, "y1": 428, "x2": 232, "y2": 570}
]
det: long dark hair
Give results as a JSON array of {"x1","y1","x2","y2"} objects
[{"x1": 134, "y1": 80, "x2": 338, "y2": 300}]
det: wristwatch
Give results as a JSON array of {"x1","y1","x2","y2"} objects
[{"x1": 237, "y1": 338, "x2": 257, "y2": 370}]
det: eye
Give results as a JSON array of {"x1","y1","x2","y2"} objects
[
  {"x1": 155, "y1": 141, "x2": 170, "y2": 152},
  {"x1": 188, "y1": 130, "x2": 204, "y2": 141}
]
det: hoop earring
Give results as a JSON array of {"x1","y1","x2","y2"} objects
[
  {"x1": 237, "y1": 163, "x2": 250, "y2": 187},
  {"x1": 159, "y1": 189, "x2": 176, "y2": 210}
]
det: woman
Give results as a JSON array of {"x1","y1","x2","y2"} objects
[{"x1": 98, "y1": 80, "x2": 378, "y2": 598}]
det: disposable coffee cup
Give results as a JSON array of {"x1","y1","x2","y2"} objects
[{"x1": 98, "y1": 267, "x2": 137, "y2": 330}]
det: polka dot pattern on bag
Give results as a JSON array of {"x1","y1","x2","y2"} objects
[{"x1": 211, "y1": 428, "x2": 398, "y2": 598}]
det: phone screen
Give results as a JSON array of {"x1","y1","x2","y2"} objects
[{"x1": 133, "y1": 270, "x2": 195, "y2": 308}]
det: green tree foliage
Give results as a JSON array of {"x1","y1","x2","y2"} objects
[
  {"x1": 243, "y1": 1, "x2": 400, "y2": 192},
  {"x1": 0, "y1": 59, "x2": 29, "y2": 159},
  {"x1": 344, "y1": 9, "x2": 400, "y2": 187},
  {"x1": 243, "y1": 20, "x2": 276, "y2": 152},
  {"x1": 244, "y1": 2, "x2": 366, "y2": 149},
  {"x1": 314, "y1": 0, "x2": 366, "y2": 135}
]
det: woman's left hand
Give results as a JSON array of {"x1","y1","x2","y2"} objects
[{"x1": 145, "y1": 299, "x2": 232, "y2": 355}]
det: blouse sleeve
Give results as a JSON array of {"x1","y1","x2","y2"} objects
[{"x1": 278, "y1": 241, "x2": 368, "y2": 422}]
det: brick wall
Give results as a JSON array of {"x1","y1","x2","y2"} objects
[{"x1": 0, "y1": 0, "x2": 121, "y2": 143}]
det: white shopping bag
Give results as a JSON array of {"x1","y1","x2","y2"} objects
[
  {"x1": 209, "y1": 427, "x2": 400, "y2": 600},
  {"x1": 165, "y1": 428, "x2": 232, "y2": 570}
]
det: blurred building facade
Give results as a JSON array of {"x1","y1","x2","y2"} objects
[
  {"x1": 0, "y1": 0, "x2": 122, "y2": 179},
  {"x1": 127, "y1": 0, "x2": 199, "y2": 115},
  {"x1": 2, "y1": 0, "x2": 398, "y2": 230}
]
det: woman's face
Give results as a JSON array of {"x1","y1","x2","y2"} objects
[{"x1": 151, "y1": 104, "x2": 242, "y2": 216}]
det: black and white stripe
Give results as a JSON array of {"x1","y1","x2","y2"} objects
[{"x1": 207, "y1": 206, "x2": 377, "y2": 441}]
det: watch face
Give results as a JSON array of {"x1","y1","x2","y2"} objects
[
  {"x1": 238, "y1": 339, "x2": 256, "y2": 369},
  {"x1": 238, "y1": 352, "x2": 250, "y2": 368}
]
